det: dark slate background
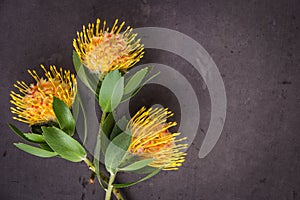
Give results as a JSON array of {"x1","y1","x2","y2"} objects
[{"x1": 1, "y1": 0, "x2": 299, "y2": 200}]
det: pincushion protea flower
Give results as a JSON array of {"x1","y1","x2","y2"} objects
[
  {"x1": 128, "y1": 107, "x2": 187, "y2": 170},
  {"x1": 10, "y1": 65, "x2": 77, "y2": 125},
  {"x1": 73, "y1": 18, "x2": 144, "y2": 74}
]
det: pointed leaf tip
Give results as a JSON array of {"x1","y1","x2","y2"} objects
[{"x1": 52, "y1": 97, "x2": 75, "y2": 136}]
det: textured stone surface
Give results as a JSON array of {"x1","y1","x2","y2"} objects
[{"x1": 0, "y1": 0, "x2": 299, "y2": 199}]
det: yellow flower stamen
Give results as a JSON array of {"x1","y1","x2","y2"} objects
[
  {"x1": 127, "y1": 107, "x2": 187, "y2": 170},
  {"x1": 10, "y1": 65, "x2": 77, "y2": 125},
  {"x1": 73, "y1": 18, "x2": 144, "y2": 74}
]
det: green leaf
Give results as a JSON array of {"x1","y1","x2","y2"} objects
[
  {"x1": 72, "y1": 93, "x2": 88, "y2": 144},
  {"x1": 23, "y1": 133, "x2": 45, "y2": 143},
  {"x1": 73, "y1": 51, "x2": 89, "y2": 88},
  {"x1": 14, "y1": 143, "x2": 58, "y2": 158},
  {"x1": 118, "y1": 158, "x2": 154, "y2": 172},
  {"x1": 110, "y1": 117, "x2": 128, "y2": 140},
  {"x1": 95, "y1": 81, "x2": 102, "y2": 101},
  {"x1": 9, "y1": 124, "x2": 43, "y2": 144},
  {"x1": 42, "y1": 127, "x2": 87, "y2": 162},
  {"x1": 104, "y1": 131, "x2": 132, "y2": 173},
  {"x1": 72, "y1": 93, "x2": 80, "y2": 123},
  {"x1": 124, "y1": 67, "x2": 150, "y2": 95},
  {"x1": 113, "y1": 168, "x2": 162, "y2": 188},
  {"x1": 93, "y1": 133, "x2": 102, "y2": 169},
  {"x1": 8, "y1": 123, "x2": 29, "y2": 141},
  {"x1": 52, "y1": 97, "x2": 76, "y2": 136},
  {"x1": 99, "y1": 70, "x2": 124, "y2": 112},
  {"x1": 121, "y1": 71, "x2": 160, "y2": 102},
  {"x1": 73, "y1": 51, "x2": 99, "y2": 94},
  {"x1": 116, "y1": 155, "x2": 157, "y2": 174},
  {"x1": 93, "y1": 133, "x2": 107, "y2": 190},
  {"x1": 73, "y1": 50, "x2": 81, "y2": 70},
  {"x1": 129, "y1": 166, "x2": 159, "y2": 174}
]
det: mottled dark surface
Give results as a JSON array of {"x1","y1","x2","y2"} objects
[{"x1": 1, "y1": 0, "x2": 300, "y2": 200}]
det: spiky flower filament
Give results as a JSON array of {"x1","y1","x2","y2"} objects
[
  {"x1": 73, "y1": 18, "x2": 144, "y2": 74},
  {"x1": 128, "y1": 107, "x2": 187, "y2": 170},
  {"x1": 10, "y1": 65, "x2": 77, "y2": 125}
]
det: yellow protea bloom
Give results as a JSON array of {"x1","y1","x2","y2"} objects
[
  {"x1": 10, "y1": 65, "x2": 77, "y2": 125},
  {"x1": 73, "y1": 18, "x2": 144, "y2": 74},
  {"x1": 128, "y1": 107, "x2": 187, "y2": 170}
]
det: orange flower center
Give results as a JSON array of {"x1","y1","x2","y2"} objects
[{"x1": 84, "y1": 33, "x2": 132, "y2": 73}]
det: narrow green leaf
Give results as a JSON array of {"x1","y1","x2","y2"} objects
[
  {"x1": 121, "y1": 71, "x2": 160, "y2": 102},
  {"x1": 72, "y1": 93, "x2": 80, "y2": 123},
  {"x1": 8, "y1": 123, "x2": 29, "y2": 141},
  {"x1": 73, "y1": 51, "x2": 89, "y2": 87},
  {"x1": 14, "y1": 143, "x2": 58, "y2": 158},
  {"x1": 23, "y1": 133, "x2": 45, "y2": 143},
  {"x1": 85, "y1": 68, "x2": 101, "y2": 93},
  {"x1": 113, "y1": 168, "x2": 162, "y2": 188},
  {"x1": 93, "y1": 133, "x2": 107, "y2": 190},
  {"x1": 73, "y1": 51, "x2": 98, "y2": 94},
  {"x1": 116, "y1": 155, "x2": 158, "y2": 174},
  {"x1": 124, "y1": 67, "x2": 149, "y2": 95},
  {"x1": 42, "y1": 127, "x2": 87, "y2": 162},
  {"x1": 9, "y1": 124, "x2": 43, "y2": 144},
  {"x1": 72, "y1": 93, "x2": 88, "y2": 144},
  {"x1": 52, "y1": 97, "x2": 76, "y2": 136},
  {"x1": 93, "y1": 133, "x2": 102, "y2": 168},
  {"x1": 118, "y1": 158, "x2": 154, "y2": 172},
  {"x1": 73, "y1": 51, "x2": 82, "y2": 71},
  {"x1": 129, "y1": 166, "x2": 159, "y2": 174},
  {"x1": 104, "y1": 131, "x2": 132, "y2": 173},
  {"x1": 95, "y1": 80, "x2": 102, "y2": 101},
  {"x1": 99, "y1": 70, "x2": 124, "y2": 112}
]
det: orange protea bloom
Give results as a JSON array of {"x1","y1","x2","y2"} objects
[
  {"x1": 73, "y1": 18, "x2": 144, "y2": 74},
  {"x1": 10, "y1": 65, "x2": 77, "y2": 125},
  {"x1": 127, "y1": 107, "x2": 187, "y2": 170}
]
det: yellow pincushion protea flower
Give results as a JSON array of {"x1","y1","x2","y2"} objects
[
  {"x1": 73, "y1": 18, "x2": 144, "y2": 74},
  {"x1": 10, "y1": 65, "x2": 77, "y2": 125},
  {"x1": 128, "y1": 107, "x2": 187, "y2": 170}
]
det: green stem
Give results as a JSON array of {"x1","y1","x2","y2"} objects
[
  {"x1": 101, "y1": 111, "x2": 107, "y2": 126},
  {"x1": 84, "y1": 158, "x2": 95, "y2": 172},
  {"x1": 94, "y1": 110, "x2": 107, "y2": 189},
  {"x1": 84, "y1": 159, "x2": 125, "y2": 199},
  {"x1": 105, "y1": 173, "x2": 117, "y2": 200},
  {"x1": 95, "y1": 111, "x2": 125, "y2": 199}
]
